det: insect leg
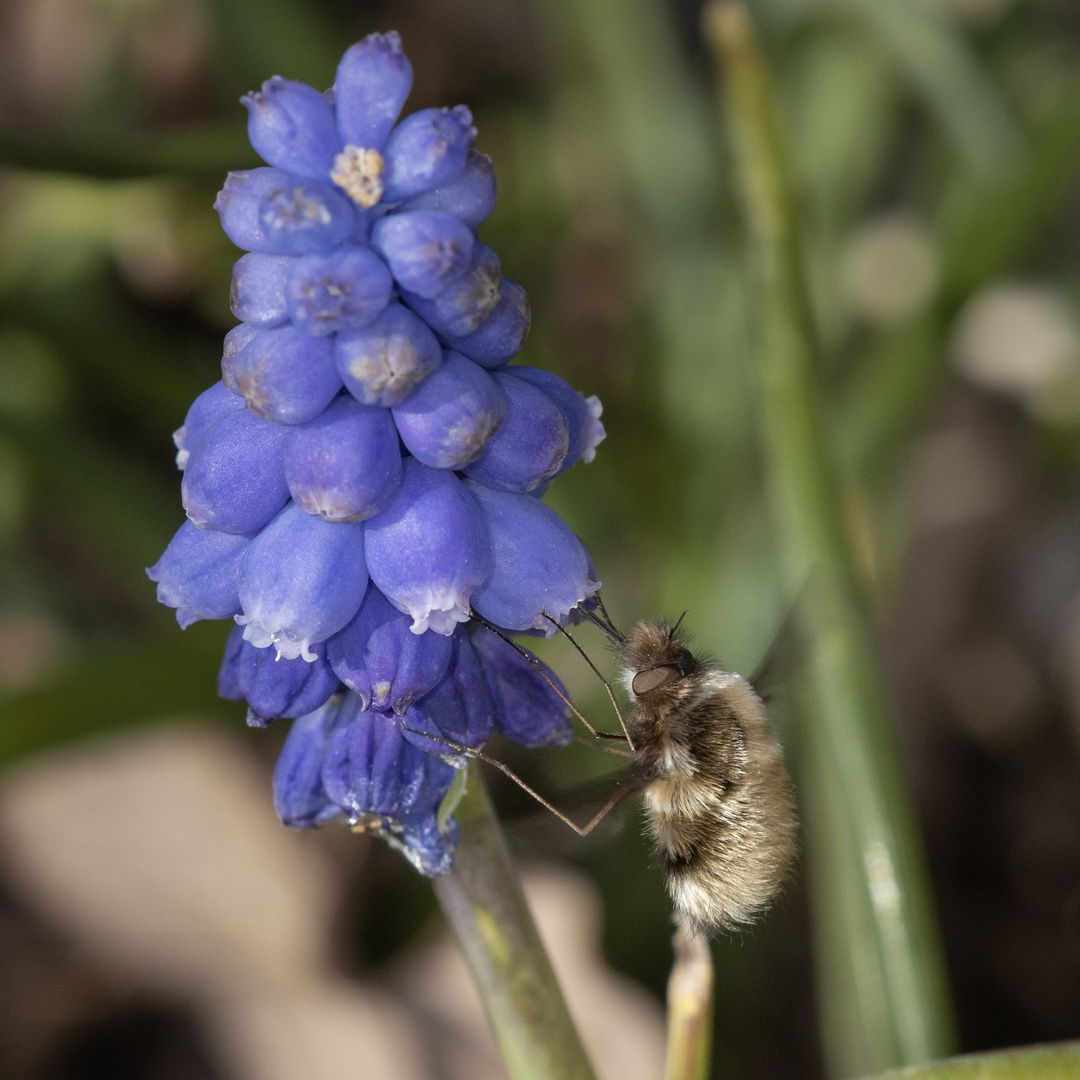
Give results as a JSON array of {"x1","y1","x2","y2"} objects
[
  {"x1": 541, "y1": 611, "x2": 636, "y2": 751},
  {"x1": 400, "y1": 724, "x2": 623, "y2": 837},
  {"x1": 468, "y1": 609, "x2": 622, "y2": 743},
  {"x1": 572, "y1": 735, "x2": 632, "y2": 759}
]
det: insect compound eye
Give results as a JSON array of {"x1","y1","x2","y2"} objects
[{"x1": 632, "y1": 664, "x2": 681, "y2": 696}]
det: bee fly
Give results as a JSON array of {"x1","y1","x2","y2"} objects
[
  {"x1": 457, "y1": 605, "x2": 799, "y2": 934},
  {"x1": 612, "y1": 613, "x2": 797, "y2": 932}
]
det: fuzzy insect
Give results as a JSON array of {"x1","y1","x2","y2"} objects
[
  {"x1": 617, "y1": 617, "x2": 797, "y2": 932},
  {"x1": 461, "y1": 608, "x2": 798, "y2": 934}
]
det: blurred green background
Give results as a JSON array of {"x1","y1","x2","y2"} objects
[{"x1": 2, "y1": 0, "x2": 1080, "y2": 1076}]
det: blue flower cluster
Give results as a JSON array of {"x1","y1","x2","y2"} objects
[{"x1": 147, "y1": 32, "x2": 606, "y2": 875}]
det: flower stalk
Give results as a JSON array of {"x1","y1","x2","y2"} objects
[
  {"x1": 432, "y1": 763, "x2": 599, "y2": 1080},
  {"x1": 663, "y1": 915, "x2": 714, "y2": 1080},
  {"x1": 703, "y1": 3, "x2": 956, "y2": 1076}
]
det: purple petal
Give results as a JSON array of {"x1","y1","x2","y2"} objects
[
  {"x1": 462, "y1": 372, "x2": 568, "y2": 493},
  {"x1": 223, "y1": 323, "x2": 342, "y2": 425},
  {"x1": 327, "y1": 584, "x2": 453, "y2": 712},
  {"x1": 181, "y1": 409, "x2": 291, "y2": 534},
  {"x1": 336, "y1": 303, "x2": 442, "y2": 407},
  {"x1": 391, "y1": 351, "x2": 504, "y2": 469},
  {"x1": 237, "y1": 502, "x2": 368, "y2": 660},
  {"x1": 465, "y1": 482, "x2": 599, "y2": 634},
  {"x1": 147, "y1": 521, "x2": 252, "y2": 628},
  {"x1": 365, "y1": 461, "x2": 491, "y2": 635},
  {"x1": 243, "y1": 76, "x2": 341, "y2": 179},
  {"x1": 285, "y1": 395, "x2": 402, "y2": 522}
]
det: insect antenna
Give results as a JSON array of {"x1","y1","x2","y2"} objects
[
  {"x1": 468, "y1": 609, "x2": 623, "y2": 744},
  {"x1": 399, "y1": 724, "x2": 638, "y2": 837},
  {"x1": 541, "y1": 611, "x2": 635, "y2": 751}
]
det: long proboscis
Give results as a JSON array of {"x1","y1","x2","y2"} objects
[{"x1": 541, "y1": 611, "x2": 635, "y2": 751}]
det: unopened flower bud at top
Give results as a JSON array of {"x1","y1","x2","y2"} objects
[
  {"x1": 462, "y1": 372, "x2": 568, "y2": 493},
  {"x1": 465, "y1": 481, "x2": 599, "y2": 634},
  {"x1": 230, "y1": 252, "x2": 293, "y2": 327},
  {"x1": 334, "y1": 32, "x2": 413, "y2": 154},
  {"x1": 147, "y1": 521, "x2": 252, "y2": 628},
  {"x1": 223, "y1": 324, "x2": 342, "y2": 425},
  {"x1": 402, "y1": 242, "x2": 501, "y2": 338},
  {"x1": 371, "y1": 210, "x2": 474, "y2": 299},
  {"x1": 365, "y1": 460, "x2": 491, "y2": 635},
  {"x1": 215, "y1": 168, "x2": 355, "y2": 254},
  {"x1": 381, "y1": 105, "x2": 477, "y2": 203},
  {"x1": 219, "y1": 625, "x2": 340, "y2": 727},
  {"x1": 391, "y1": 350, "x2": 504, "y2": 469},
  {"x1": 335, "y1": 303, "x2": 442, "y2": 407},
  {"x1": 181, "y1": 408, "x2": 292, "y2": 534},
  {"x1": 285, "y1": 395, "x2": 401, "y2": 522},
  {"x1": 237, "y1": 501, "x2": 368, "y2": 661},
  {"x1": 243, "y1": 76, "x2": 342, "y2": 179},
  {"x1": 285, "y1": 246, "x2": 392, "y2": 336},
  {"x1": 400, "y1": 151, "x2": 497, "y2": 229},
  {"x1": 327, "y1": 584, "x2": 453, "y2": 712},
  {"x1": 440, "y1": 279, "x2": 530, "y2": 366}
]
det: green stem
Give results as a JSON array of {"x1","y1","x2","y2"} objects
[
  {"x1": 703, "y1": 4, "x2": 956, "y2": 1076},
  {"x1": 432, "y1": 764, "x2": 599, "y2": 1080},
  {"x1": 663, "y1": 916, "x2": 714, "y2": 1080}
]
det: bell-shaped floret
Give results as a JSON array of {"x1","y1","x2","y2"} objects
[
  {"x1": 237, "y1": 502, "x2": 368, "y2": 660},
  {"x1": 506, "y1": 366, "x2": 606, "y2": 471},
  {"x1": 172, "y1": 381, "x2": 245, "y2": 470},
  {"x1": 215, "y1": 168, "x2": 355, "y2": 254},
  {"x1": 285, "y1": 395, "x2": 401, "y2": 522},
  {"x1": 181, "y1": 409, "x2": 291, "y2": 533},
  {"x1": 462, "y1": 372, "x2": 568, "y2": 493},
  {"x1": 399, "y1": 632, "x2": 494, "y2": 764},
  {"x1": 371, "y1": 211, "x2": 474, "y2": 299},
  {"x1": 327, "y1": 584, "x2": 453, "y2": 712},
  {"x1": 223, "y1": 324, "x2": 342, "y2": 425},
  {"x1": 365, "y1": 461, "x2": 491, "y2": 635},
  {"x1": 321, "y1": 696, "x2": 428, "y2": 816},
  {"x1": 230, "y1": 252, "x2": 294, "y2": 327},
  {"x1": 402, "y1": 243, "x2": 501, "y2": 338},
  {"x1": 334, "y1": 32, "x2": 413, "y2": 153},
  {"x1": 285, "y1": 246, "x2": 392, "y2": 336},
  {"x1": 219, "y1": 625, "x2": 340, "y2": 726},
  {"x1": 471, "y1": 625, "x2": 573, "y2": 748},
  {"x1": 465, "y1": 482, "x2": 599, "y2": 634},
  {"x1": 147, "y1": 521, "x2": 252, "y2": 628},
  {"x1": 400, "y1": 151, "x2": 496, "y2": 229},
  {"x1": 273, "y1": 697, "x2": 344, "y2": 827},
  {"x1": 243, "y1": 76, "x2": 341, "y2": 179},
  {"x1": 391, "y1": 351, "x2": 504, "y2": 469},
  {"x1": 381, "y1": 106, "x2": 477, "y2": 203},
  {"x1": 335, "y1": 303, "x2": 441, "y2": 407},
  {"x1": 440, "y1": 279, "x2": 530, "y2": 366}
]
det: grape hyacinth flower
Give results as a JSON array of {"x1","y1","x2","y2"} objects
[{"x1": 148, "y1": 30, "x2": 606, "y2": 877}]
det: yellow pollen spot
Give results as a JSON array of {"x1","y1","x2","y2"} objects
[{"x1": 331, "y1": 145, "x2": 385, "y2": 208}]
